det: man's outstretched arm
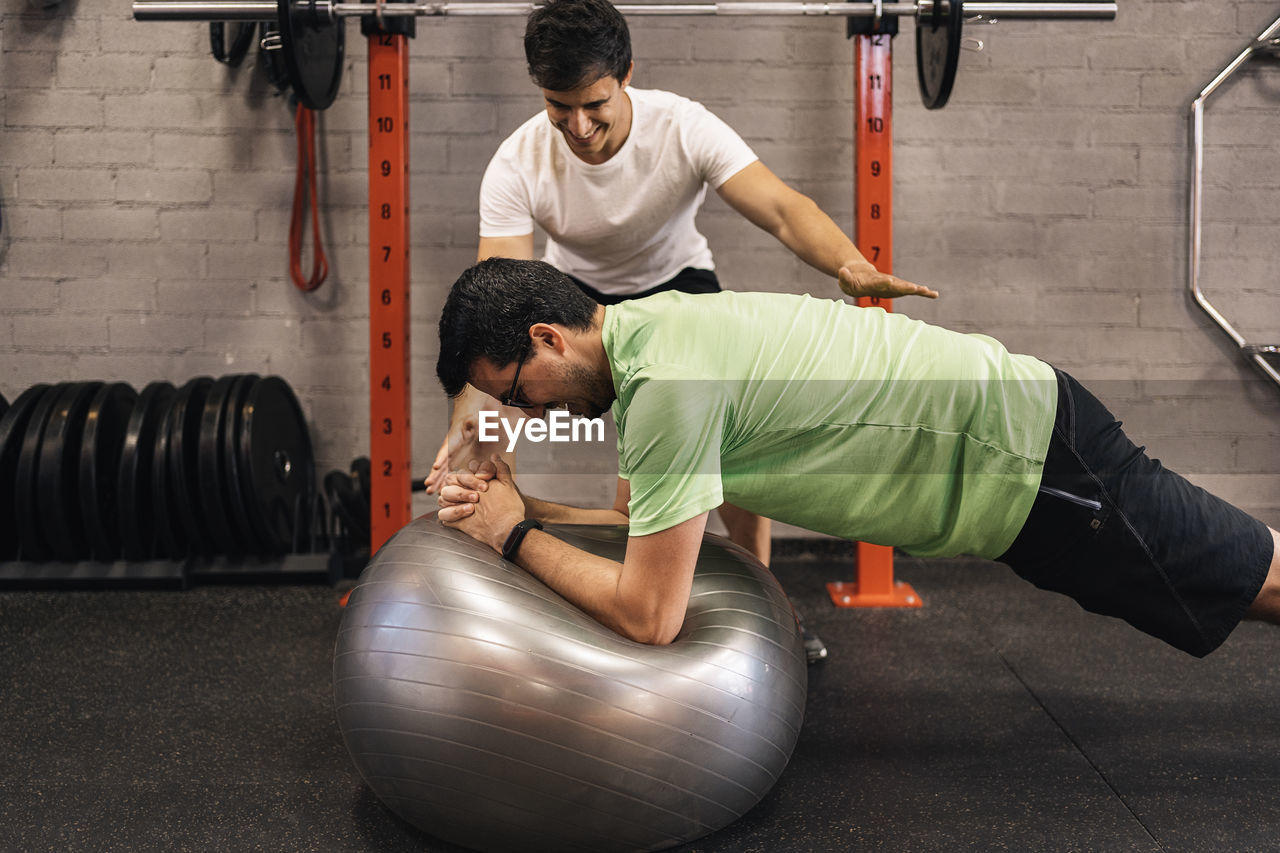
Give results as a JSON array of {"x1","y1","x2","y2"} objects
[
  {"x1": 717, "y1": 161, "x2": 939, "y2": 300},
  {"x1": 439, "y1": 459, "x2": 705, "y2": 644}
]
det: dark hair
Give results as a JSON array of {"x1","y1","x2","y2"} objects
[
  {"x1": 436, "y1": 258, "x2": 600, "y2": 397},
  {"x1": 524, "y1": 0, "x2": 632, "y2": 91}
]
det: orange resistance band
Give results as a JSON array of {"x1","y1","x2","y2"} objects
[{"x1": 290, "y1": 103, "x2": 329, "y2": 292}]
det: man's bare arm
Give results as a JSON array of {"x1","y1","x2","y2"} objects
[
  {"x1": 423, "y1": 235, "x2": 539, "y2": 493},
  {"x1": 717, "y1": 161, "x2": 938, "y2": 300},
  {"x1": 439, "y1": 461, "x2": 703, "y2": 644},
  {"x1": 522, "y1": 477, "x2": 631, "y2": 526},
  {"x1": 506, "y1": 512, "x2": 707, "y2": 643},
  {"x1": 455, "y1": 240, "x2": 535, "y2": 453},
  {"x1": 478, "y1": 233, "x2": 535, "y2": 263}
]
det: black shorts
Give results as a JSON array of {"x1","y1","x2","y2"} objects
[
  {"x1": 568, "y1": 268, "x2": 720, "y2": 305},
  {"x1": 998, "y1": 368, "x2": 1273, "y2": 657}
]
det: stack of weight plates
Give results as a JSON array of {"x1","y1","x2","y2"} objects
[
  {"x1": 0, "y1": 374, "x2": 316, "y2": 563},
  {"x1": 323, "y1": 456, "x2": 371, "y2": 551}
]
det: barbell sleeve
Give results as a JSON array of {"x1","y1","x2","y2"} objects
[{"x1": 962, "y1": 2, "x2": 1116, "y2": 18}]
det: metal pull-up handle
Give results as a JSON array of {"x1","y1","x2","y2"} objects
[{"x1": 1188, "y1": 12, "x2": 1280, "y2": 388}]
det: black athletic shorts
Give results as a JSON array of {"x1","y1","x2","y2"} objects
[
  {"x1": 568, "y1": 268, "x2": 720, "y2": 305},
  {"x1": 998, "y1": 368, "x2": 1273, "y2": 657}
]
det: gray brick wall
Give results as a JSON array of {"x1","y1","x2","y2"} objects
[{"x1": 1, "y1": 0, "x2": 1277, "y2": 533}]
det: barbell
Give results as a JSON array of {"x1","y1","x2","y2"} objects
[{"x1": 134, "y1": 0, "x2": 1116, "y2": 110}]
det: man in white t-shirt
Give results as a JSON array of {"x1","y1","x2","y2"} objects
[{"x1": 426, "y1": 0, "x2": 936, "y2": 587}]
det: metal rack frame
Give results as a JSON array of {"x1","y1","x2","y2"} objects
[{"x1": 1188, "y1": 14, "x2": 1280, "y2": 388}]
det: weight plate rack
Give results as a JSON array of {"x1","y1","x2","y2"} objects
[{"x1": 0, "y1": 374, "x2": 335, "y2": 589}]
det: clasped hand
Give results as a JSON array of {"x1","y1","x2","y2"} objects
[{"x1": 437, "y1": 456, "x2": 527, "y2": 553}]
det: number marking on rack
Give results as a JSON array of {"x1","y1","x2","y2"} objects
[
  {"x1": 827, "y1": 31, "x2": 921, "y2": 609},
  {"x1": 368, "y1": 31, "x2": 412, "y2": 552}
]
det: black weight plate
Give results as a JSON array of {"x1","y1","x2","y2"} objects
[
  {"x1": 0, "y1": 392, "x2": 8, "y2": 421},
  {"x1": 324, "y1": 469, "x2": 365, "y2": 543},
  {"x1": 79, "y1": 382, "x2": 139, "y2": 562},
  {"x1": 0, "y1": 384, "x2": 52, "y2": 560},
  {"x1": 37, "y1": 381, "x2": 104, "y2": 562},
  {"x1": 167, "y1": 377, "x2": 215, "y2": 557},
  {"x1": 222, "y1": 374, "x2": 266, "y2": 556},
  {"x1": 338, "y1": 464, "x2": 370, "y2": 541},
  {"x1": 348, "y1": 455, "x2": 373, "y2": 540},
  {"x1": 351, "y1": 456, "x2": 370, "y2": 506},
  {"x1": 14, "y1": 382, "x2": 68, "y2": 562},
  {"x1": 118, "y1": 381, "x2": 177, "y2": 561},
  {"x1": 278, "y1": 0, "x2": 344, "y2": 110},
  {"x1": 151, "y1": 401, "x2": 186, "y2": 560},
  {"x1": 916, "y1": 0, "x2": 963, "y2": 110},
  {"x1": 238, "y1": 376, "x2": 315, "y2": 555},
  {"x1": 350, "y1": 456, "x2": 371, "y2": 540},
  {"x1": 197, "y1": 375, "x2": 243, "y2": 555}
]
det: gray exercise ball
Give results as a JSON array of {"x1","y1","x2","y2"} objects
[{"x1": 333, "y1": 516, "x2": 807, "y2": 853}]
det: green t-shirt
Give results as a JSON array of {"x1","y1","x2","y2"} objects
[{"x1": 602, "y1": 290, "x2": 1058, "y2": 558}]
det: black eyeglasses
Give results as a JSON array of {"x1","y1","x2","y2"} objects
[{"x1": 500, "y1": 339, "x2": 534, "y2": 409}]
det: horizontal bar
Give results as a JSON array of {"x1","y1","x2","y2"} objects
[
  {"x1": 962, "y1": 1, "x2": 1117, "y2": 18},
  {"x1": 134, "y1": 0, "x2": 1116, "y2": 22},
  {"x1": 134, "y1": 0, "x2": 279, "y2": 18}
]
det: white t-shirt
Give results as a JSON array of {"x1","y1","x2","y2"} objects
[{"x1": 478, "y1": 87, "x2": 759, "y2": 294}]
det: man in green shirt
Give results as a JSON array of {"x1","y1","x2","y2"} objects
[{"x1": 435, "y1": 258, "x2": 1280, "y2": 657}]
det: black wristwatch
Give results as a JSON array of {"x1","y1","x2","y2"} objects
[{"x1": 501, "y1": 519, "x2": 543, "y2": 561}]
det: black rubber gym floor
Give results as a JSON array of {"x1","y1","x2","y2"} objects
[{"x1": 3, "y1": 547, "x2": 1278, "y2": 852}]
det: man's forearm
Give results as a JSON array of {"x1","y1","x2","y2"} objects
[
  {"x1": 523, "y1": 494, "x2": 628, "y2": 526},
  {"x1": 507, "y1": 530, "x2": 642, "y2": 638},
  {"x1": 775, "y1": 195, "x2": 868, "y2": 278},
  {"x1": 508, "y1": 520, "x2": 700, "y2": 645},
  {"x1": 437, "y1": 462, "x2": 705, "y2": 646}
]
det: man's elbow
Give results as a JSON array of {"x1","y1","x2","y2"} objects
[
  {"x1": 615, "y1": 606, "x2": 684, "y2": 646},
  {"x1": 619, "y1": 621, "x2": 681, "y2": 646}
]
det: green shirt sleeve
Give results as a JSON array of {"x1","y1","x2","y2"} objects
[{"x1": 616, "y1": 368, "x2": 727, "y2": 536}]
